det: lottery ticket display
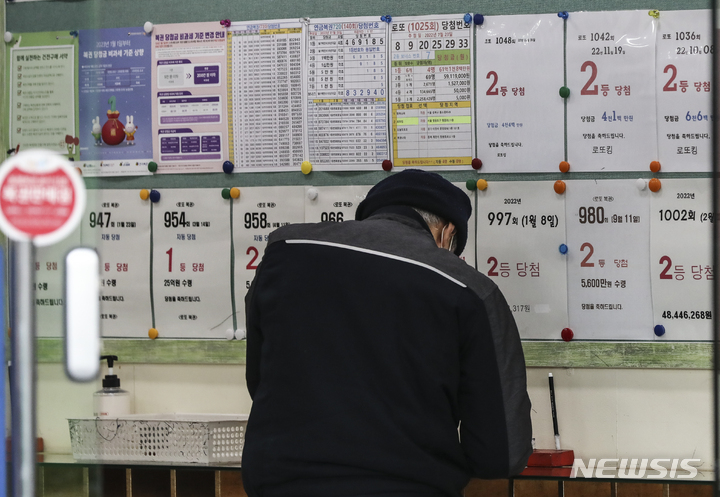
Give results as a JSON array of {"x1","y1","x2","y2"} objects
[
  {"x1": 476, "y1": 182, "x2": 568, "y2": 339},
  {"x1": 389, "y1": 15, "x2": 474, "y2": 168},
  {"x1": 151, "y1": 22, "x2": 229, "y2": 172},
  {"x1": 233, "y1": 186, "x2": 306, "y2": 335},
  {"x1": 565, "y1": 180, "x2": 653, "y2": 339},
  {"x1": 228, "y1": 20, "x2": 305, "y2": 171},
  {"x1": 475, "y1": 14, "x2": 565, "y2": 172},
  {"x1": 566, "y1": 11, "x2": 657, "y2": 171},
  {"x1": 81, "y1": 190, "x2": 153, "y2": 338},
  {"x1": 152, "y1": 189, "x2": 233, "y2": 338},
  {"x1": 656, "y1": 10, "x2": 712, "y2": 172},
  {"x1": 650, "y1": 179, "x2": 713, "y2": 340},
  {"x1": 305, "y1": 18, "x2": 389, "y2": 169}
]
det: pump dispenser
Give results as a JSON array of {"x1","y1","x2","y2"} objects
[{"x1": 94, "y1": 355, "x2": 131, "y2": 418}]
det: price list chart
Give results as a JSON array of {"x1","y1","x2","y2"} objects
[
  {"x1": 233, "y1": 186, "x2": 306, "y2": 333},
  {"x1": 475, "y1": 182, "x2": 568, "y2": 339},
  {"x1": 565, "y1": 180, "x2": 653, "y2": 339},
  {"x1": 305, "y1": 18, "x2": 389, "y2": 170},
  {"x1": 228, "y1": 20, "x2": 305, "y2": 171},
  {"x1": 650, "y1": 179, "x2": 712, "y2": 340},
  {"x1": 656, "y1": 10, "x2": 712, "y2": 172},
  {"x1": 81, "y1": 190, "x2": 153, "y2": 338},
  {"x1": 151, "y1": 189, "x2": 233, "y2": 337},
  {"x1": 389, "y1": 15, "x2": 474, "y2": 168},
  {"x1": 475, "y1": 14, "x2": 564, "y2": 172},
  {"x1": 566, "y1": 11, "x2": 657, "y2": 171}
]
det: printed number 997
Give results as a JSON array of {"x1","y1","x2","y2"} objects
[{"x1": 488, "y1": 212, "x2": 511, "y2": 226}]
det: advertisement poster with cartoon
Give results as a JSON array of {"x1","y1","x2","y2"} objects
[{"x1": 78, "y1": 27, "x2": 152, "y2": 176}]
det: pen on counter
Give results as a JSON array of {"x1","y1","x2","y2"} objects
[{"x1": 548, "y1": 373, "x2": 561, "y2": 450}]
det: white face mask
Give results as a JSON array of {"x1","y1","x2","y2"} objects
[{"x1": 440, "y1": 224, "x2": 455, "y2": 253}]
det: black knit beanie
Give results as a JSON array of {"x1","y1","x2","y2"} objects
[{"x1": 355, "y1": 169, "x2": 472, "y2": 256}]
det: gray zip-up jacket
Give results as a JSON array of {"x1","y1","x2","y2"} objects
[{"x1": 243, "y1": 207, "x2": 532, "y2": 497}]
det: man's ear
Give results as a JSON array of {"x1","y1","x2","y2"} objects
[{"x1": 441, "y1": 222, "x2": 456, "y2": 250}]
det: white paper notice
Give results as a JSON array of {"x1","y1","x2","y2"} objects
[
  {"x1": 228, "y1": 20, "x2": 305, "y2": 171},
  {"x1": 390, "y1": 15, "x2": 474, "y2": 168},
  {"x1": 234, "y1": 186, "x2": 306, "y2": 332},
  {"x1": 476, "y1": 14, "x2": 564, "y2": 172},
  {"x1": 151, "y1": 23, "x2": 229, "y2": 173},
  {"x1": 650, "y1": 179, "x2": 713, "y2": 340},
  {"x1": 81, "y1": 190, "x2": 152, "y2": 338},
  {"x1": 303, "y1": 183, "x2": 475, "y2": 265},
  {"x1": 304, "y1": 185, "x2": 370, "y2": 223},
  {"x1": 11, "y1": 45, "x2": 75, "y2": 154},
  {"x1": 35, "y1": 227, "x2": 81, "y2": 337},
  {"x1": 475, "y1": 181, "x2": 568, "y2": 339},
  {"x1": 656, "y1": 10, "x2": 712, "y2": 172},
  {"x1": 565, "y1": 180, "x2": 652, "y2": 339},
  {"x1": 152, "y1": 189, "x2": 233, "y2": 337},
  {"x1": 566, "y1": 11, "x2": 657, "y2": 171},
  {"x1": 305, "y1": 18, "x2": 389, "y2": 170}
]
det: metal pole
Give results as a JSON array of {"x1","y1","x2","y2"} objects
[{"x1": 10, "y1": 240, "x2": 36, "y2": 497}]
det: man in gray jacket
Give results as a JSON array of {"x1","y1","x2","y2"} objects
[{"x1": 243, "y1": 169, "x2": 532, "y2": 497}]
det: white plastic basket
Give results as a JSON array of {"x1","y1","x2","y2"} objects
[{"x1": 68, "y1": 413, "x2": 248, "y2": 464}]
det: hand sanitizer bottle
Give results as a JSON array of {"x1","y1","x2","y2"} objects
[{"x1": 94, "y1": 355, "x2": 131, "y2": 418}]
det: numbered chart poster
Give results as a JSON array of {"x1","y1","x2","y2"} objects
[
  {"x1": 151, "y1": 23, "x2": 228, "y2": 173},
  {"x1": 78, "y1": 28, "x2": 153, "y2": 176},
  {"x1": 234, "y1": 186, "x2": 306, "y2": 332},
  {"x1": 304, "y1": 185, "x2": 371, "y2": 222},
  {"x1": 152, "y1": 189, "x2": 233, "y2": 338},
  {"x1": 650, "y1": 179, "x2": 712, "y2": 340},
  {"x1": 566, "y1": 11, "x2": 657, "y2": 171},
  {"x1": 81, "y1": 190, "x2": 152, "y2": 337},
  {"x1": 476, "y1": 14, "x2": 564, "y2": 172},
  {"x1": 389, "y1": 15, "x2": 474, "y2": 168},
  {"x1": 10, "y1": 39, "x2": 75, "y2": 155},
  {"x1": 656, "y1": 10, "x2": 712, "y2": 172},
  {"x1": 305, "y1": 18, "x2": 389, "y2": 170},
  {"x1": 565, "y1": 180, "x2": 653, "y2": 339},
  {"x1": 34, "y1": 227, "x2": 81, "y2": 337},
  {"x1": 228, "y1": 20, "x2": 304, "y2": 171},
  {"x1": 475, "y1": 182, "x2": 567, "y2": 339}
]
